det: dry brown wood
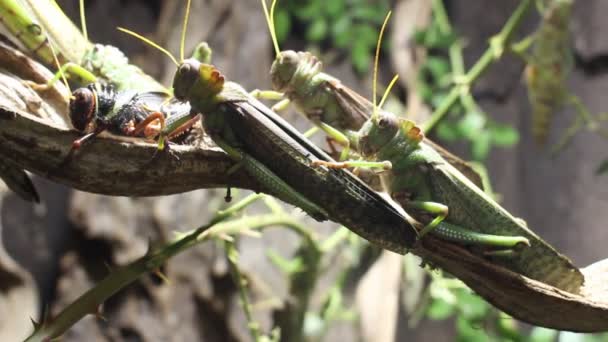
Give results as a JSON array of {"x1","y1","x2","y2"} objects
[
  {"x1": 1, "y1": 38, "x2": 608, "y2": 333},
  {"x1": 415, "y1": 237, "x2": 608, "y2": 332}
]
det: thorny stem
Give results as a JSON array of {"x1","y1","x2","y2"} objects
[
  {"x1": 24, "y1": 194, "x2": 291, "y2": 342},
  {"x1": 423, "y1": 0, "x2": 534, "y2": 132},
  {"x1": 432, "y1": 0, "x2": 484, "y2": 122},
  {"x1": 225, "y1": 241, "x2": 261, "y2": 341}
]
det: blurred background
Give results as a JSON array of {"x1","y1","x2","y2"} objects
[{"x1": 1, "y1": 0, "x2": 608, "y2": 340}]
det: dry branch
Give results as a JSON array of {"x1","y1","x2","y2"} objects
[{"x1": 1, "y1": 38, "x2": 608, "y2": 332}]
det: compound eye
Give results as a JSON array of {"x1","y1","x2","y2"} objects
[
  {"x1": 378, "y1": 117, "x2": 389, "y2": 128},
  {"x1": 69, "y1": 88, "x2": 96, "y2": 132}
]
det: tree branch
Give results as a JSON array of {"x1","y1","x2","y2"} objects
[{"x1": 2, "y1": 37, "x2": 608, "y2": 332}]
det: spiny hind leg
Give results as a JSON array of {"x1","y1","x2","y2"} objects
[
  {"x1": 311, "y1": 159, "x2": 392, "y2": 171},
  {"x1": 433, "y1": 221, "x2": 530, "y2": 252}
]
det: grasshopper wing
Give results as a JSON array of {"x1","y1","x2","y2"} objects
[
  {"x1": 422, "y1": 140, "x2": 484, "y2": 190},
  {"x1": 425, "y1": 150, "x2": 583, "y2": 293},
  {"x1": 224, "y1": 95, "x2": 418, "y2": 252},
  {"x1": 325, "y1": 79, "x2": 373, "y2": 130}
]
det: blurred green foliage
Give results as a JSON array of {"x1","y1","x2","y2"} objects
[
  {"x1": 273, "y1": 0, "x2": 391, "y2": 74},
  {"x1": 424, "y1": 271, "x2": 608, "y2": 342},
  {"x1": 415, "y1": 10, "x2": 520, "y2": 161}
]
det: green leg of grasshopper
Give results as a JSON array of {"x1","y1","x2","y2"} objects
[
  {"x1": 433, "y1": 221, "x2": 530, "y2": 249},
  {"x1": 26, "y1": 62, "x2": 98, "y2": 90},
  {"x1": 311, "y1": 159, "x2": 392, "y2": 170},
  {"x1": 251, "y1": 89, "x2": 285, "y2": 101},
  {"x1": 213, "y1": 137, "x2": 328, "y2": 220},
  {"x1": 409, "y1": 201, "x2": 448, "y2": 237},
  {"x1": 250, "y1": 89, "x2": 290, "y2": 112},
  {"x1": 313, "y1": 159, "x2": 529, "y2": 249}
]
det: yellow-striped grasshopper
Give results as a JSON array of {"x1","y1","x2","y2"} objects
[{"x1": 258, "y1": 2, "x2": 584, "y2": 293}]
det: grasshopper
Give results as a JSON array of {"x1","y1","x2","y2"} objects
[
  {"x1": 0, "y1": 0, "x2": 165, "y2": 92},
  {"x1": 253, "y1": 0, "x2": 485, "y2": 189},
  {"x1": 303, "y1": 11, "x2": 583, "y2": 292},
  {"x1": 120, "y1": 0, "x2": 419, "y2": 252},
  {"x1": 66, "y1": 83, "x2": 196, "y2": 151},
  {"x1": 524, "y1": 0, "x2": 572, "y2": 145}
]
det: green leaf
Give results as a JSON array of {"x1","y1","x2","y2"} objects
[
  {"x1": 495, "y1": 312, "x2": 521, "y2": 340},
  {"x1": 456, "y1": 316, "x2": 492, "y2": 342},
  {"x1": 455, "y1": 290, "x2": 488, "y2": 320},
  {"x1": 490, "y1": 123, "x2": 519, "y2": 146},
  {"x1": 352, "y1": 6, "x2": 380, "y2": 21},
  {"x1": 273, "y1": 9, "x2": 291, "y2": 45},
  {"x1": 456, "y1": 111, "x2": 486, "y2": 139},
  {"x1": 306, "y1": 17, "x2": 328, "y2": 42},
  {"x1": 436, "y1": 121, "x2": 462, "y2": 141},
  {"x1": 295, "y1": 1, "x2": 323, "y2": 20},
  {"x1": 425, "y1": 56, "x2": 451, "y2": 81},
  {"x1": 529, "y1": 327, "x2": 558, "y2": 342},
  {"x1": 332, "y1": 15, "x2": 352, "y2": 48},
  {"x1": 426, "y1": 297, "x2": 455, "y2": 320},
  {"x1": 354, "y1": 24, "x2": 380, "y2": 49},
  {"x1": 471, "y1": 131, "x2": 492, "y2": 161},
  {"x1": 325, "y1": 0, "x2": 346, "y2": 18},
  {"x1": 351, "y1": 46, "x2": 372, "y2": 74},
  {"x1": 558, "y1": 331, "x2": 588, "y2": 342}
]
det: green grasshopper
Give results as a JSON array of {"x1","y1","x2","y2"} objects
[
  {"x1": 253, "y1": 0, "x2": 485, "y2": 189},
  {"x1": 0, "y1": 0, "x2": 165, "y2": 92},
  {"x1": 120, "y1": 0, "x2": 419, "y2": 252},
  {"x1": 524, "y1": 0, "x2": 572, "y2": 145},
  {"x1": 302, "y1": 11, "x2": 584, "y2": 293}
]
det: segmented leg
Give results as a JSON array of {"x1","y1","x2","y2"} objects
[
  {"x1": 311, "y1": 159, "x2": 392, "y2": 171},
  {"x1": 433, "y1": 221, "x2": 530, "y2": 250}
]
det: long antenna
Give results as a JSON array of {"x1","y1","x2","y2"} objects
[
  {"x1": 117, "y1": 27, "x2": 179, "y2": 66},
  {"x1": 180, "y1": 0, "x2": 192, "y2": 62},
  {"x1": 372, "y1": 11, "x2": 392, "y2": 121},
  {"x1": 79, "y1": 0, "x2": 88, "y2": 41},
  {"x1": 261, "y1": 0, "x2": 280, "y2": 56},
  {"x1": 45, "y1": 32, "x2": 72, "y2": 97},
  {"x1": 378, "y1": 74, "x2": 399, "y2": 109}
]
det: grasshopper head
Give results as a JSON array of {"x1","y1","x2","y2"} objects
[
  {"x1": 357, "y1": 111, "x2": 401, "y2": 156},
  {"x1": 173, "y1": 59, "x2": 225, "y2": 112},
  {"x1": 69, "y1": 87, "x2": 97, "y2": 132},
  {"x1": 173, "y1": 59, "x2": 201, "y2": 102},
  {"x1": 270, "y1": 50, "x2": 300, "y2": 92},
  {"x1": 270, "y1": 50, "x2": 322, "y2": 93}
]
